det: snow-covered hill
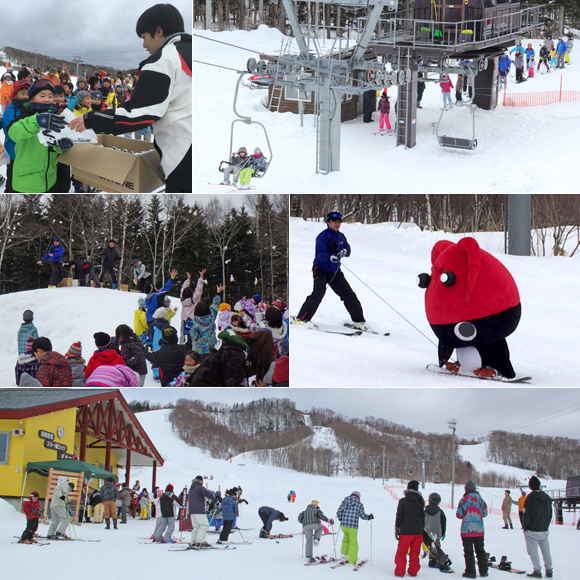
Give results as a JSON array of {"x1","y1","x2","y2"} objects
[
  {"x1": 290, "y1": 218, "x2": 580, "y2": 387},
  {"x1": 194, "y1": 28, "x2": 580, "y2": 193},
  {"x1": 4, "y1": 287, "x2": 162, "y2": 386},
  {"x1": 1, "y1": 408, "x2": 576, "y2": 580}
]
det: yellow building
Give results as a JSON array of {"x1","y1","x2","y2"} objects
[{"x1": 0, "y1": 389, "x2": 163, "y2": 508}]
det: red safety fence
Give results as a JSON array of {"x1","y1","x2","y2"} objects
[{"x1": 503, "y1": 77, "x2": 580, "y2": 107}]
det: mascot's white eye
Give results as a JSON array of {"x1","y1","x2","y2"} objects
[
  {"x1": 417, "y1": 273, "x2": 431, "y2": 289},
  {"x1": 440, "y1": 271, "x2": 456, "y2": 287},
  {"x1": 454, "y1": 322, "x2": 477, "y2": 341}
]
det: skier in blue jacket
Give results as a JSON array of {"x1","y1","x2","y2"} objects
[
  {"x1": 556, "y1": 38, "x2": 568, "y2": 69},
  {"x1": 37, "y1": 237, "x2": 65, "y2": 288},
  {"x1": 524, "y1": 44, "x2": 535, "y2": 69},
  {"x1": 258, "y1": 506, "x2": 289, "y2": 538},
  {"x1": 296, "y1": 211, "x2": 368, "y2": 330},
  {"x1": 498, "y1": 53, "x2": 511, "y2": 89}
]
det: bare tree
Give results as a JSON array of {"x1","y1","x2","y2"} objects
[{"x1": 205, "y1": 197, "x2": 245, "y2": 301}]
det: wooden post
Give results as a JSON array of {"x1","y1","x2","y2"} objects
[
  {"x1": 125, "y1": 450, "x2": 131, "y2": 486},
  {"x1": 105, "y1": 440, "x2": 111, "y2": 472},
  {"x1": 79, "y1": 406, "x2": 88, "y2": 462},
  {"x1": 152, "y1": 461, "x2": 157, "y2": 491}
]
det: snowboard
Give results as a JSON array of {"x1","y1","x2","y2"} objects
[
  {"x1": 488, "y1": 564, "x2": 526, "y2": 575},
  {"x1": 426, "y1": 364, "x2": 532, "y2": 383},
  {"x1": 266, "y1": 533, "x2": 293, "y2": 539},
  {"x1": 422, "y1": 529, "x2": 453, "y2": 573},
  {"x1": 488, "y1": 556, "x2": 526, "y2": 574}
]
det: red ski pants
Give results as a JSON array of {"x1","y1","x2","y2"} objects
[{"x1": 394, "y1": 534, "x2": 422, "y2": 577}]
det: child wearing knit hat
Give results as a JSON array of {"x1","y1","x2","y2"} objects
[
  {"x1": 216, "y1": 303, "x2": 232, "y2": 332},
  {"x1": 15, "y1": 336, "x2": 40, "y2": 385},
  {"x1": 65, "y1": 341, "x2": 86, "y2": 387}
]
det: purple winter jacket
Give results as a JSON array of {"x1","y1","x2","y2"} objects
[{"x1": 188, "y1": 480, "x2": 216, "y2": 515}]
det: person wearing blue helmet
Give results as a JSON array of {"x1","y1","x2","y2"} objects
[{"x1": 296, "y1": 211, "x2": 368, "y2": 330}]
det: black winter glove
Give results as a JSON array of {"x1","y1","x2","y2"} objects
[
  {"x1": 395, "y1": 526, "x2": 401, "y2": 540},
  {"x1": 60, "y1": 495, "x2": 65, "y2": 501},
  {"x1": 368, "y1": 513, "x2": 374, "y2": 520},
  {"x1": 56, "y1": 138, "x2": 73, "y2": 151}
]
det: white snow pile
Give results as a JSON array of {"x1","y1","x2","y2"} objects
[
  {"x1": 289, "y1": 218, "x2": 580, "y2": 387},
  {"x1": 3, "y1": 287, "x2": 165, "y2": 387},
  {"x1": 194, "y1": 28, "x2": 580, "y2": 193},
  {"x1": 0, "y1": 408, "x2": 576, "y2": 580}
]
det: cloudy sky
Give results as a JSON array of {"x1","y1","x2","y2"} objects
[
  {"x1": 1, "y1": 0, "x2": 192, "y2": 70},
  {"x1": 121, "y1": 388, "x2": 580, "y2": 440}
]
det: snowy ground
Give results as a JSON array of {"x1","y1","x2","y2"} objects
[
  {"x1": 1, "y1": 409, "x2": 576, "y2": 580},
  {"x1": 194, "y1": 27, "x2": 580, "y2": 193},
  {"x1": 4, "y1": 287, "x2": 174, "y2": 387},
  {"x1": 289, "y1": 218, "x2": 580, "y2": 387}
]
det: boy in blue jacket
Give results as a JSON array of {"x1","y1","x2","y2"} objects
[
  {"x1": 37, "y1": 237, "x2": 65, "y2": 288},
  {"x1": 296, "y1": 211, "x2": 368, "y2": 330}
]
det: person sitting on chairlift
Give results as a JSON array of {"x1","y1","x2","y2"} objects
[
  {"x1": 237, "y1": 147, "x2": 267, "y2": 191},
  {"x1": 221, "y1": 146, "x2": 249, "y2": 186}
]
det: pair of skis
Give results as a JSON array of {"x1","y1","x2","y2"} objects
[
  {"x1": 169, "y1": 544, "x2": 237, "y2": 551},
  {"x1": 26, "y1": 535, "x2": 100, "y2": 542},
  {"x1": 330, "y1": 558, "x2": 369, "y2": 571},
  {"x1": 208, "y1": 182, "x2": 256, "y2": 192},
  {"x1": 290, "y1": 317, "x2": 389, "y2": 337},
  {"x1": 305, "y1": 555, "x2": 336, "y2": 566},
  {"x1": 372, "y1": 129, "x2": 396, "y2": 136}
]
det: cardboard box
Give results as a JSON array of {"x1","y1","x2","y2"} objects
[
  {"x1": 119, "y1": 284, "x2": 129, "y2": 292},
  {"x1": 58, "y1": 278, "x2": 73, "y2": 288},
  {"x1": 58, "y1": 134, "x2": 165, "y2": 193}
]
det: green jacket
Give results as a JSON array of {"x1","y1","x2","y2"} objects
[{"x1": 7, "y1": 106, "x2": 64, "y2": 192}]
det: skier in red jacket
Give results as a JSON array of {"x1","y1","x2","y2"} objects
[{"x1": 20, "y1": 491, "x2": 41, "y2": 543}]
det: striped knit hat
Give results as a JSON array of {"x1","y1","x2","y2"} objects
[
  {"x1": 25, "y1": 336, "x2": 35, "y2": 353},
  {"x1": 66, "y1": 341, "x2": 82, "y2": 358},
  {"x1": 138, "y1": 297, "x2": 146, "y2": 307}
]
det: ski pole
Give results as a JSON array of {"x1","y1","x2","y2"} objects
[
  {"x1": 331, "y1": 522, "x2": 337, "y2": 560},
  {"x1": 302, "y1": 528, "x2": 304, "y2": 557},
  {"x1": 340, "y1": 262, "x2": 438, "y2": 347},
  {"x1": 370, "y1": 519, "x2": 373, "y2": 566}
]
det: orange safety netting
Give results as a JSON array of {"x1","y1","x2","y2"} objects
[{"x1": 503, "y1": 77, "x2": 580, "y2": 107}]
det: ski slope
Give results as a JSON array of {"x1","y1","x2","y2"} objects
[
  {"x1": 194, "y1": 27, "x2": 580, "y2": 193},
  {"x1": 289, "y1": 218, "x2": 580, "y2": 387},
  {"x1": 1, "y1": 408, "x2": 576, "y2": 580},
  {"x1": 3, "y1": 287, "x2": 175, "y2": 387}
]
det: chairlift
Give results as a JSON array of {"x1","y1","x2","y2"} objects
[
  {"x1": 435, "y1": 62, "x2": 478, "y2": 150},
  {"x1": 224, "y1": 70, "x2": 273, "y2": 179}
]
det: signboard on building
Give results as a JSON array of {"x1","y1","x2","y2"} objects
[
  {"x1": 38, "y1": 430, "x2": 55, "y2": 441},
  {"x1": 44, "y1": 439, "x2": 67, "y2": 452}
]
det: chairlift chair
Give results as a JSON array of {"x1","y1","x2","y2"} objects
[
  {"x1": 435, "y1": 101, "x2": 478, "y2": 150},
  {"x1": 225, "y1": 71, "x2": 274, "y2": 179}
]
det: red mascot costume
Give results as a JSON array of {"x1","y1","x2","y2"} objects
[{"x1": 418, "y1": 237, "x2": 520, "y2": 378}]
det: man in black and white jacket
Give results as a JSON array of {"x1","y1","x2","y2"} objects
[{"x1": 69, "y1": 4, "x2": 191, "y2": 193}]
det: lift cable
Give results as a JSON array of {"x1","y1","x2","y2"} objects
[
  {"x1": 192, "y1": 32, "x2": 266, "y2": 55},
  {"x1": 193, "y1": 59, "x2": 246, "y2": 73}
]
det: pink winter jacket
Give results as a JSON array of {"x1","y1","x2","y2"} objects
[
  {"x1": 440, "y1": 79, "x2": 454, "y2": 93},
  {"x1": 85, "y1": 364, "x2": 140, "y2": 388}
]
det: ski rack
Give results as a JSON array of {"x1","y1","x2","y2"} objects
[{"x1": 229, "y1": 72, "x2": 273, "y2": 178}]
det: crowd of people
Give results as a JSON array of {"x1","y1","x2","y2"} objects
[
  {"x1": 16, "y1": 262, "x2": 289, "y2": 387},
  {"x1": 0, "y1": 3, "x2": 192, "y2": 193},
  {"x1": 18, "y1": 474, "x2": 555, "y2": 579}
]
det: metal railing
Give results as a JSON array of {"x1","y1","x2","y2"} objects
[{"x1": 359, "y1": 6, "x2": 543, "y2": 49}]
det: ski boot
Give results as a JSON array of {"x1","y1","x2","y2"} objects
[
  {"x1": 445, "y1": 361, "x2": 461, "y2": 373},
  {"x1": 526, "y1": 573, "x2": 541, "y2": 579},
  {"x1": 197, "y1": 541, "x2": 212, "y2": 549},
  {"x1": 56, "y1": 532, "x2": 69, "y2": 540},
  {"x1": 220, "y1": 180, "x2": 230, "y2": 185},
  {"x1": 259, "y1": 528, "x2": 269, "y2": 539},
  {"x1": 47, "y1": 535, "x2": 56, "y2": 540},
  {"x1": 353, "y1": 321, "x2": 371, "y2": 332},
  {"x1": 474, "y1": 367, "x2": 498, "y2": 378}
]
